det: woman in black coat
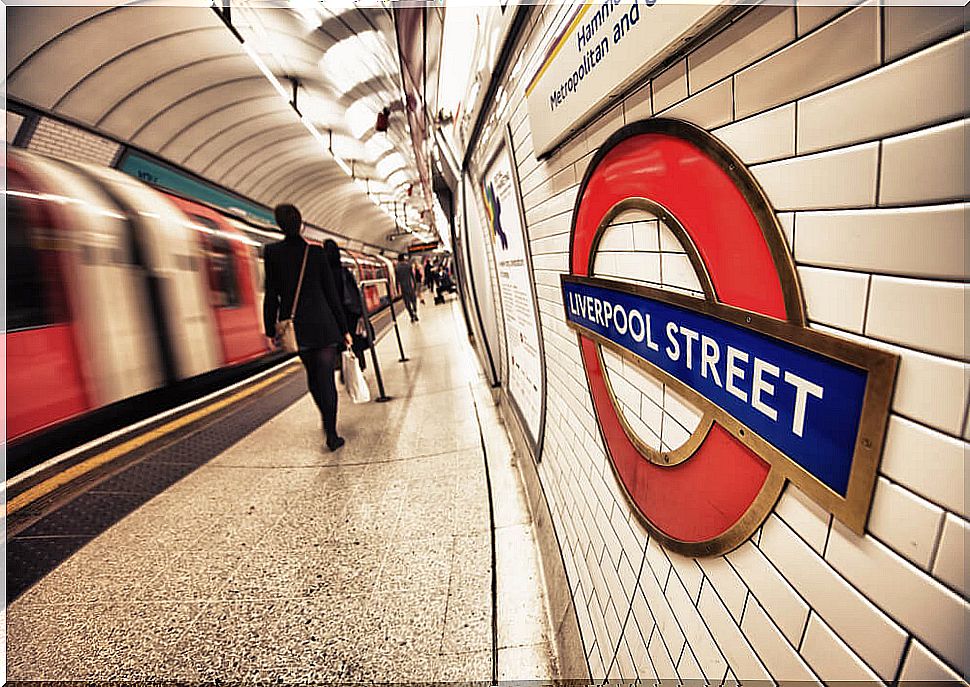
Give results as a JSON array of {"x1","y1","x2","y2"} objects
[
  {"x1": 323, "y1": 239, "x2": 368, "y2": 371},
  {"x1": 263, "y1": 205, "x2": 351, "y2": 451}
]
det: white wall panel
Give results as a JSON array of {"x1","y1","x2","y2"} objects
[{"x1": 465, "y1": 3, "x2": 969, "y2": 681}]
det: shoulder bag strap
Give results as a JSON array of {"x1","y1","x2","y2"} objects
[{"x1": 290, "y1": 245, "x2": 310, "y2": 320}]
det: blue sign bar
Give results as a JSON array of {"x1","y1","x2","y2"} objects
[
  {"x1": 562, "y1": 278, "x2": 868, "y2": 496},
  {"x1": 118, "y1": 151, "x2": 276, "y2": 225}
]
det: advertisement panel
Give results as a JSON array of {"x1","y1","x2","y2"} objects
[{"x1": 481, "y1": 139, "x2": 545, "y2": 453}]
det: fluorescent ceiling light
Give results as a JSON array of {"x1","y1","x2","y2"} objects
[
  {"x1": 346, "y1": 100, "x2": 377, "y2": 140},
  {"x1": 376, "y1": 152, "x2": 406, "y2": 179},
  {"x1": 322, "y1": 31, "x2": 397, "y2": 96},
  {"x1": 242, "y1": 41, "x2": 291, "y2": 103},
  {"x1": 365, "y1": 136, "x2": 393, "y2": 160}
]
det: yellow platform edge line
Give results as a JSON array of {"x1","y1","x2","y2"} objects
[{"x1": 6, "y1": 366, "x2": 298, "y2": 516}]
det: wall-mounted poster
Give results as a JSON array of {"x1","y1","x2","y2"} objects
[{"x1": 480, "y1": 135, "x2": 546, "y2": 456}]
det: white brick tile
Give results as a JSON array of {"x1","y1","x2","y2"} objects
[
  {"x1": 584, "y1": 104, "x2": 625, "y2": 154},
  {"x1": 713, "y1": 104, "x2": 796, "y2": 165},
  {"x1": 665, "y1": 572, "x2": 727, "y2": 679},
  {"x1": 604, "y1": 596, "x2": 624, "y2": 641},
  {"x1": 647, "y1": 625, "x2": 679, "y2": 679},
  {"x1": 751, "y1": 142, "x2": 878, "y2": 211},
  {"x1": 623, "y1": 82, "x2": 652, "y2": 124},
  {"x1": 698, "y1": 582, "x2": 772, "y2": 681},
  {"x1": 898, "y1": 638, "x2": 965, "y2": 682},
  {"x1": 676, "y1": 644, "x2": 704, "y2": 680},
  {"x1": 632, "y1": 220, "x2": 659, "y2": 252},
  {"x1": 826, "y1": 521, "x2": 970, "y2": 676},
  {"x1": 623, "y1": 617, "x2": 652, "y2": 679},
  {"x1": 759, "y1": 515, "x2": 907, "y2": 680},
  {"x1": 697, "y1": 556, "x2": 748, "y2": 620},
  {"x1": 522, "y1": 164, "x2": 576, "y2": 206},
  {"x1": 638, "y1": 560, "x2": 684, "y2": 653},
  {"x1": 660, "y1": 415, "x2": 692, "y2": 452},
  {"x1": 740, "y1": 598, "x2": 818, "y2": 682},
  {"x1": 932, "y1": 513, "x2": 968, "y2": 597},
  {"x1": 735, "y1": 5, "x2": 880, "y2": 119},
  {"x1": 613, "y1": 637, "x2": 637, "y2": 679},
  {"x1": 868, "y1": 477, "x2": 945, "y2": 570},
  {"x1": 773, "y1": 483, "x2": 830, "y2": 555},
  {"x1": 880, "y1": 119, "x2": 969, "y2": 206},
  {"x1": 778, "y1": 212, "x2": 795, "y2": 250},
  {"x1": 613, "y1": 252, "x2": 662, "y2": 284},
  {"x1": 795, "y1": 1, "x2": 853, "y2": 36},
  {"x1": 597, "y1": 224, "x2": 634, "y2": 252},
  {"x1": 667, "y1": 549, "x2": 703, "y2": 603},
  {"x1": 643, "y1": 538, "x2": 670, "y2": 582},
  {"x1": 661, "y1": 78, "x2": 733, "y2": 129},
  {"x1": 819, "y1": 333, "x2": 970, "y2": 437},
  {"x1": 661, "y1": 253, "x2": 703, "y2": 293},
  {"x1": 884, "y1": 6, "x2": 966, "y2": 61},
  {"x1": 625, "y1": 403, "x2": 661, "y2": 451},
  {"x1": 609, "y1": 373, "x2": 641, "y2": 413},
  {"x1": 800, "y1": 613, "x2": 881, "y2": 682},
  {"x1": 612, "y1": 506, "x2": 646, "y2": 558},
  {"x1": 653, "y1": 60, "x2": 687, "y2": 113},
  {"x1": 797, "y1": 266, "x2": 869, "y2": 333},
  {"x1": 592, "y1": 252, "x2": 616, "y2": 277},
  {"x1": 657, "y1": 221, "x2": 681, "y2": 252},
  {"x1": 726, "y1": 541, "x2": 809, "y2": 644},
  {"x1": 794, "y1": 204, "x2": 969, "y2": 280},
  {"x1": 798, "y1": 32, "x2": 969, "y2": 154},
  {"x1": 688, "y1": 5, "x2": 795, "y2": 94},
  {"x1": 865, "y1": 276, "x2": 966, "y2": 360},
  {"x1": 662, "y1": 391, "x2": 702, "y2": 437}
]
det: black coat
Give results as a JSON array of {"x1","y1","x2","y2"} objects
[{"x1": 263, "y1": 237, "x2": 348, "y2": 349}]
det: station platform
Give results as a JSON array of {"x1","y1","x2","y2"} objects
[{"x1": 6, "y1": 299, "x2": 557, "y2": 682}]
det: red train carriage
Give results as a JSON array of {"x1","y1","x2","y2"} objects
[{"x1": 6, "y1": 158, "x2": 92, "y2": 440}]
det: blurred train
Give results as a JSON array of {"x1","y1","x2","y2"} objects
[{"x1": 5, "y1": 147, "x2": 399, "y2": 443}]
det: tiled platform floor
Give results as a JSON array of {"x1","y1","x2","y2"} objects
[{"x1": 6, "y1": 298, "x2": 556, "y2": 681}]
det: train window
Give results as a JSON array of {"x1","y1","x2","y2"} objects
[
  {"x1": 192, "y1": 214, "x2": 241, "y2": 308},
  {"x1": 7, "y1": 197, "x2": 54, "y2": 331}
]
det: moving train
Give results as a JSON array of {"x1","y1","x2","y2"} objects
[{"x1": 5, "y1": 147, "x2": 399, "y2": 443}]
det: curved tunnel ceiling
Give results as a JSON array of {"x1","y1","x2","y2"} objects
[{"x1": 7, "y1": 3, "x2": 433, "y2": 249}]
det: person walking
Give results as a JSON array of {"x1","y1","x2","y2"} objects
[
  {"x1": 323, "y1": 239, "x2": 368, "y2": 373},
  {"x1": 264, "y1": 205, "x2": 351, "y2": 451},
  {"x1": 395, "y1": 253, "x2": 419, "y2": 322}
]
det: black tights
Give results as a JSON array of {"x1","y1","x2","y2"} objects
[{"x1": 299, "y1": 346, "x2": 340, "y2": 437}]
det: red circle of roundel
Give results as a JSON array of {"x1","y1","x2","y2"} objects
[{"x1": 570, "y1": 119, "x2": 800, "y2": 552}]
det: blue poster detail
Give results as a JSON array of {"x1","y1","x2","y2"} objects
[{"x1": 562, "y1": 279, "x2": 868, "y2": 496}]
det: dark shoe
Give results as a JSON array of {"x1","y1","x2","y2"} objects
[{"x1": 326, "y1": 435, "x2": 345, "y2": 452}]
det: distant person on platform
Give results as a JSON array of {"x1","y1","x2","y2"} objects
[
  {"x1": 264, "y1": 205, "x2": 351, "y2": 451},
  {"x1": 323, "y1": 239, "x2": 368, "y2": 373},
  {"x1": 395, "y1": 254, "x2": 419, "y2": 322}
]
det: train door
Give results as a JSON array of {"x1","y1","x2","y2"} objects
[
  {"x1": 69, "y1": 162, "x2": 221, "y2": 381},
  {"x1": 192, "y1": 213, "x2": 266, "y2": 364},
  {"x1": 22, "y1": 152, "x2": 164, "y2": 408}
]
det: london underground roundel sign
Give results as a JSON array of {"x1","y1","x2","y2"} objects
[{"x1": 562, "y1": 119, "x2": 898, "y2": 556}]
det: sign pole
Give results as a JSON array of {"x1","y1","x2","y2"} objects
[
  {"x1": 385, "y1": 275, "x2": 409, "y2": 362},
  {"x1": 356, "y1": 278, "x2": 391, "y2": 402}
]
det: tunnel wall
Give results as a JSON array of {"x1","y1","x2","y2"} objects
[{"x1": 461, "y1": 3, "x2": 967, "y2": 682}]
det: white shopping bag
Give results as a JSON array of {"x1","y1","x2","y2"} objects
[{"x1": 342, "y1": 349, "x2": 371, "y2": 404}]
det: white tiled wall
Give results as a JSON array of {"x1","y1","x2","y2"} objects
[
  {"x1": 26, "y1": 116, "x2": 121, "y2": 166},
  {"x1": 464, "y1": 4, "x2": 968, "y2": 682}
]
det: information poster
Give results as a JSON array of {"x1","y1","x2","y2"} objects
[{"x1": 480, "y1": 141, "x2": 544, "y2": 450}]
